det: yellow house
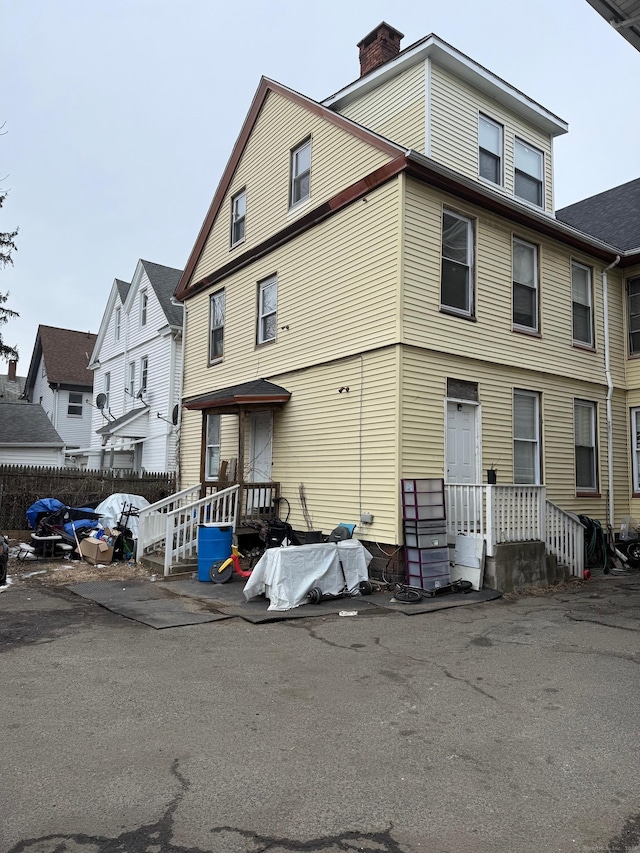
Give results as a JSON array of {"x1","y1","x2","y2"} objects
[{"x1": 162, "y1": 23, "x2": 640, "y2": 583}]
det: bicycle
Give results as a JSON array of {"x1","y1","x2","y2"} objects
[{"x1": 393, "y1": 578, "x2": 473, "y2": 603}]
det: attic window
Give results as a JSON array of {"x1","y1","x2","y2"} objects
[
  {"x1": 115, "y1": 306, "x2": 121, "y2": 341},
  {"x1": 141, "y1": 290, "x2": 148, "y2": 326},
  {"x1": 231, "y1": 190, "x2": 246, "y2": 247},
  {"x1": 290, "y1": 139, "x2": 311, "y2": 207}
]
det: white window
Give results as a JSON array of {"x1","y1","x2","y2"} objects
[
  {"x1": 514, "y1": 138, "x2": 544, "y2": 208},
  {"x1": 128, "y1": 361, "x2": 136, "y2": 398},
  {"x1": 258, "y1": 276, "x2": 277, "y2": 344},
  {"x1": 140, "y1": 356, "x2": 148, "y2": 393},
  {"x1": 441, "y1": 209, "x2": 474, "y2": 316},
  {"x1": 631, "y1": 408, "x2": 640, "y2": 493},
  {"x1": 140, "y1": 290, "x2": 148, "y2": 326},
  {"x1": 210, "y1": 290, "x2": 225, "y2": 362},
  {"x1": 572, "y1": 262, "x2": 593, "y2": 347},
  {"x1": 478, "y1": 114, "x2": 503, "y2": 185},
  {"x1": 575, "y1": 400, "x2": 598, "y2": 492},
  {"x1": 115, "y1": 306, "x2": 121, "y2": 341},
  {"x1": 513, "y1": 238, "x2": 538, "y2": 331},
  {"x1": 513, "y1": 390, "x2": 541, "y2": 484},
  {"x1": 104, "y1": 372, "x2": 110, "y2": 410},
  {"x1": 231, "y1": 190, "x2": 246, "y2": 247},
  {"x1": 67, "y1": 391, "x2": 83, "y2": 418},
  {"x1": 627, "y1": 277, "x2": 640, "y2": 355},
  {"x1": 205, "y1": 414, "x2": 221, "y2": 480},
  {"x1": 290, "y1": 139, "x2": 311, "y2": 207}
]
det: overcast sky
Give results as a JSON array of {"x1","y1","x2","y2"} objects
[{"x1": 1, "y1": 0, "x2": 639, "y2": 372}]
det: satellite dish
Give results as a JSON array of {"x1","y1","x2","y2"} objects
[
  {"x1": 96, "y1": 393, "x2": 107, "y2": 410},
  {"x1": 172, "y1": 404, "x2": 179, "y2": 426}
]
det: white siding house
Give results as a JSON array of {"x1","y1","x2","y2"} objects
[{"x1": 87, "y1": 260, "x2": 183, "y2": 473}]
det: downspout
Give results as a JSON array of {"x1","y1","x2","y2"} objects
[{"x1": 602, "y1": 254, "x2": 621, "y2": 528}]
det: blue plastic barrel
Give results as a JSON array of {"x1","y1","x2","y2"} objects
[{"x1": 197, "y1": 524, "x2": 233, "y2": 582}]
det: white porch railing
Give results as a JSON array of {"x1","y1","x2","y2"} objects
[
  {"x1": 545, "y1": 501, "x2": 585, "y2": 578},
  {"x1": 136, "y1": 484, "x2": 201, "y2": 562},
  {"x1": 445, "y1": 484, "x2": 584, "y2": 576},
  {"x1": 137, "y1": 484, "x2": 239, "y2": 576}
]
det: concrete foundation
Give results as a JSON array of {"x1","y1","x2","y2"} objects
[{"x1": 484, "y1": 540, "x2": 570, "y2": 593}]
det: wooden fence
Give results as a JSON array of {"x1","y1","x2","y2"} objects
[{"x1": 0, "y1": 465, "x2": 176, "y2": 530}]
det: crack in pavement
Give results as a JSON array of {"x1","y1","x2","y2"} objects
[
  {"x1": 564, "y1": 613, "x2": 640, "y2": 632},
  {"x1": 209, "y1": 824, "x2": 406, "y2": 852},
  {"x1": 607, "y1": 811, "x2": 640, "y2": 852}
]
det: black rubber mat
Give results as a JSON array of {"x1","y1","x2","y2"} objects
[
  {"x1": 158, "y1": 578, "x2": 382, "y2": 623},
  {"x1": 67, "y1": 581, "x2": 233, "y2": 629},
  {"x1": 367, "y1": 587, "x2": 503, "y2": 614}
]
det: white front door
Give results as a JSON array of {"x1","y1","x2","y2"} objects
[
  {"x1": 446, "y1": 402, "x2": 478, "y2": 484},
  {"x1": 247, "y1": 411, "x2": 273, "y2": 513}
]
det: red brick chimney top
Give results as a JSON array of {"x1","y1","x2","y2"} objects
[
  {"x1": 357, "y1": 22, "x2": 404, "y2": 78},
  {"x1": 7, "y1": 359, "x2": 17, "y2": 382}
]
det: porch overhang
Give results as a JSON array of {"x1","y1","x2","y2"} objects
[
  {"x1": 183, "y1": 379, "x2": 291, "y2": 413},
  {"x1": 96, "y1": 405, "x2": 149, "y2": 438}
]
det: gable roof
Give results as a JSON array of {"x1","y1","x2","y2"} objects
[
  {"x1": 26, "y1": 325, "x2": 97, "y2": 394},
  {"x1": 96, "y1": 405, "x2": 149, "y2": 437},
  {"x1": 174, "y1": 77, "x2": 406, "y2": 300},
  {"x1": 115, "y1": 279, "x2": 131, "y2": 303},
  {"x1": 556, "y1": 178, "x2": 640, "y2": 252},
  {"x1": 139, "y1": 260, "x2": 183, "y2": 327},
  {"x1": 0, "y1": 402, "x2": 64, "y2": 446}
]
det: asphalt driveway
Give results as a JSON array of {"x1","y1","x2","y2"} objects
[{"x1": 2, "y1": 571, "x2": 639, "y2": 853}]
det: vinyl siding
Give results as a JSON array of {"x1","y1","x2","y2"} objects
[
  {"x1": 337, "y1": 61, "x2": 426, "y2": 152},
  {"x1": 429, "y1": 63, "x2": 555, "y2": 212},
  {"x1": 55, "y1": 390, "x2": 93, "y2": 448},
  {"x1": 190, "y1": 90, "x2": 394, "y2": 285},
  {"x1": 401, "y1": 348, "x2": 629, "y2": 526},
  {"x1": 402, "y1": 178, "x2": 626, "y2": 388},
  {"x1": 0, "y1": 446, "x2": 64, "y2": 466},
  {"x1": 183, "y1": 179, "x2": 401, "y2": 400},
  {"x1": 624, "y1": 264, "x2": 640, "y2": 392}
]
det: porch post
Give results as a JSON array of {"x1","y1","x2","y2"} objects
[
  {"x1": 237, "y1": 408, "x2": 246, "y2": 485},
  {"x1": 538, "y1": 485, "x2": 547, "y2": 544},
  {"x1": 485, "y1": 484, "x2": 496, "y2": 556}
]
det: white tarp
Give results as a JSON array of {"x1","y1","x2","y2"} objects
[
  {"x1": 94, "y1": 494, "x2": 151, "y2": 538},
  {"x1": 243, "y1": 539, "x2": 373, "y2": 611}
]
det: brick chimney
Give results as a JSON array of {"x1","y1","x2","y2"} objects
[
  {"x1": 7, "y1": 359, "x2": 17, "y2": 381},
  {"x1": 358, "y1": 22, "x2": 404, "y2": 77}
]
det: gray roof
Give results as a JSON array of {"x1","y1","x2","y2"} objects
[
  {"x1": 0, "y1": 402, "x2": 64, "y2": 446},
  {"x1": 140, "y1": 260, "x2": 183, "y2": 327},
  {"x1": 96, "y1": 405, "x2": 148, "y2": 436},
  {"x1": 556, "y1": 177, "x2": 640, "y2": 251},
  {"x1": 0, "y1": 372, "x2": 27, "y2": 402},
  {"x1": 115, "y1": 279, "x2": 131, "y2": 304},
  {"x1": 584, "y1": 0, "x2": 640, "y2": 52}
]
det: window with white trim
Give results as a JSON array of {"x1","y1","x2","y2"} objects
[
  {"x1": 513, "y1": 390, "x2": 541, "y2": 484},
  {"x1": 231, "y1": 189, "x2": 246, "y2": 247},
  {"x1": 513, "y1": 238, "x2": 539, "y2": 331},
  {"x1": 478, "y1": 114, "x2": 503, "y2": 185},
  {"x1": 441, "y1": 209, "x2": 474, "y2": 316},
  {"x1": 290, "y1": 139, "x2": 311, "y2": 207},
  {"x1": 572, "y1": 261, "x2": 593, "y2": 347},
  {"x1": 209, "y1": 290, "x2": 225, "y2": 362},
  {"x1": 258, "y1": 276, "x2": 277, "y2": 344},
  {"x1": 67, "y1": 391, "x2": 83, "y2": 418},
  {"x1": 104, "y1": 372, "x2": 110, "y2": 410},
  {"x1": 128, "y1": 361, "x2": 136, "y2": 398},
  {"x1": 514, "y1": 138, "x2": 544, "y2": 208},
  {"x1": 115, "y1": 306, "x2": 121, "y2": 341},
  {"x1": 140, "y1": 290, "x2": 148, "y2": 326},
  {"x1": 627, "y1": 276, "x2": 640, "y2": 355},
  {"x1": 575, "y1": 399, "x2": 598, "y2": 492},
  {"x1": 205, "y1": 414, "x2": 221, "y2": 480},
  {"x1": 140, "y1": 356, "x2": 148, "y2": 393},
  {"x1": 631, "y1": 408, "x2": 640, "y2": 492}
]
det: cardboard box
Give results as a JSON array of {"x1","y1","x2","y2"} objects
[{"x1": 79, "y1": 537, "x2": 114, "y2": 565}]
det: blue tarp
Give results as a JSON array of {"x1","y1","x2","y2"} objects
[{"x1": 26, "y1": 498, "x2": 64, "y2": 529}]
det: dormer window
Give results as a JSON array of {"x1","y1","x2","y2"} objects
[
  {"x1": 290, "y1": 139, "x2": 311, "y2": 207},
  {"x1": 140, "y1": 290, "x2": 148, "y2": 326},
  {"x1": 514, "y1": 139, "x2": 544, "y2": 208},
  {"x1": 478, "y1": 114, "x2": 503, "y2": 186},
  {"x1": 231, "y1": 190, "x2": 246, "y2": 247}
]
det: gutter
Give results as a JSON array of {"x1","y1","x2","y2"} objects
[{"x1": 602, "y1": 254, "x2": 621, "y2": 528}]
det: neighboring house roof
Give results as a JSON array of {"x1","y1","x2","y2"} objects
[
  {"x1": 140, "y1": 260, "x2": 183, "y2": 327},
  {"x1": 556, "y1": 178, "x2": 640, "y2": 251},
  {"x1": 96, "y1": 405, "x2": 149, "y2": 436},
  {"x1": 0, "y1": 371, "x2": 27, "y2": 402},
  {"x1": 25, "y1": 325, "x2": 97, "y2": 396},
  {"x1": 584, "y1": 0, "x2": 640, "y2": 51},
  {"x1": 184, "y1": 379, "x2": 291, "y2": 411},
  {"x1": 0, "y1": 402, "x2": 64, "y2": 446}
]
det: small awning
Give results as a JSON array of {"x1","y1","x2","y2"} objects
[
  {"x1": 184, "y1": 379, "x2": 291, "y2": 412},
  {"x1": 96, "y1": 405, "x2": 149, "y2": 437}
]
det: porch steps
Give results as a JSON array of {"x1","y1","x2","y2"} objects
[{"x1": 139, "y1": 552, "x2": 198, "y2": 576}]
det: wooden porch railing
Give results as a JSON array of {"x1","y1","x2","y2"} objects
[{"x1": 445, "y1": 484, "x2": 584, "y2": 576}]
